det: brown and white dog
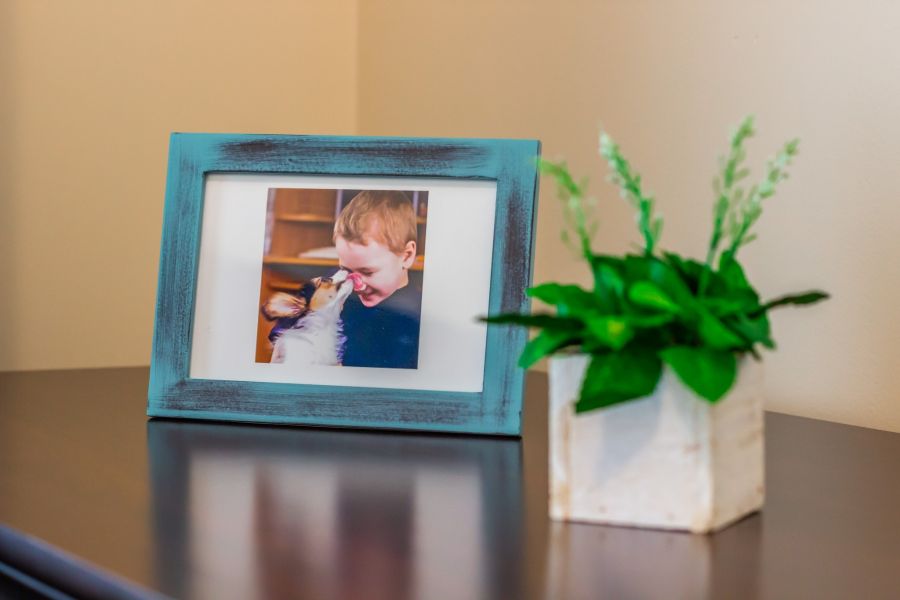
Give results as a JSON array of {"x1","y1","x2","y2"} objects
[{"x1": 261, "y1": 270, "x2": 363, "y2": 366}]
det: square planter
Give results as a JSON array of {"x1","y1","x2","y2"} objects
[{"x1": 549, "y1": 354, "x2": 765, "y2": 533}]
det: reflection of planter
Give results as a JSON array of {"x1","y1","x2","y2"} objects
[{"x1": 549, "y1": 354, "x2": 764, "y2": 533}]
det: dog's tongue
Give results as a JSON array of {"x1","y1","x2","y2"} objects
[{"x1": 347, "y1": 272, "x2": 365, "y2": 292}]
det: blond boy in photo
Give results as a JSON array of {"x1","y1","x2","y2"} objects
[{"x1": 333, "y1": 191, "x2": 423, "y2": 368}]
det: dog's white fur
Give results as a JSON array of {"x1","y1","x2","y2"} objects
[{"x1": 270, "y1": 271, "x2": 354, "y2": 366}]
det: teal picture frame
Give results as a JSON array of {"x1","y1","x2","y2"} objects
[{"x1": 147, "y1": 134, "x2": 540, "y2": 435}]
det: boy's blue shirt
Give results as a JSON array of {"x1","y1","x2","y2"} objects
[{"x1": 340, "y1": 281, "x2": 422, "y2": 369}]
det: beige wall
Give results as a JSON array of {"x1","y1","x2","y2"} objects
[
  {"x1": 4, "y1": 1, "x2": 900, "y2": 433},
  {"x1": 357, "y1": 1, "x2": 900, "y2": 432},
  {"x1": 1, "y1": 1, "x2": 358, "y2": 370}
]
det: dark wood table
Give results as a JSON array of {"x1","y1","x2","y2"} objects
[{"x1": 1, "y1": 367, "x2": 899, "y2": 599}]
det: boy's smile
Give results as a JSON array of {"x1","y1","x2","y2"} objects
[{"x1": 335, "y1": 237, "x2": 416, "y2": 307}]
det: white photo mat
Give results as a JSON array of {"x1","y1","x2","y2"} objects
[{"x1": 189, "y1": 174, "x2": 498, "y2": 393}]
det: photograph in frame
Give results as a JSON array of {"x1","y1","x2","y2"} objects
[{"x1": 257, "y1": 187, "x2": 429, "y2": 370}]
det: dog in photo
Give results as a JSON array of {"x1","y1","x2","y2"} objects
[{"x1": 261, "y1": 270, "x2": 363, "y2": 366}]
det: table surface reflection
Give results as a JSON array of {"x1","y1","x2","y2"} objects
[{"x1": 1, "y1": 367, "x2": 900, "y2": 599}]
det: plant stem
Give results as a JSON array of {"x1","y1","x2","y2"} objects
[
  {"x1": 722, "y1": 138, "x2": 799, "y2": 260},
  {"x1": 700, "y1": 116, "x2": 755, "y2": 296},
  {"x1": 600, "y1": 132, "x2": 662, "y2": 256}
]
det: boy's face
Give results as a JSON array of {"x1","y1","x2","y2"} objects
[{"x1": 335, "y1": 236, "x2": 416, "y2": 307}]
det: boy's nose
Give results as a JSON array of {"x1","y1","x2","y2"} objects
[{"x1": 347, "y1": 272, "x2": 365, "y2": 291}]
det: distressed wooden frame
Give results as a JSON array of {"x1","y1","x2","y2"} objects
[{"x1": 148, "y1": 134, "x2": 540, "y2": 435}]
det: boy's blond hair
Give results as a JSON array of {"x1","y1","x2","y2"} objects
[{"x1": 333, "y1": 190, "x2": 417, "y2": 254}]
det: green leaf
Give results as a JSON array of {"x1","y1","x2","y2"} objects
[
  {"x1": 663, "y1": 252, "x2": 706, "y2": 292},
  {"x1": 717, "y1": 255, "x2": 752, "y2": 290},
  {"x1": 660, "y1": 347, "x2": 737, "y2": 403},
  {"x1": 589, "y1": 255, "x2": 626, "y2": 311},
  {"x1": 700, "y1": 294, "x2": 759, "y2": 318},
  {"x1": 518, "y1": 329, "x2": 580, "y2": 369},
  {"x1": 527, "y1": 283, "x2": 601, "y2": 317},
  {"x1": 583, "y1": 316, "x2": 634, "y2": 351},
  {"x1": 698, "y1": 312, "x2": 746, "y2": 349},
  {"x1": 575, "y1": 349, "x2": 663, "y2": 413},
  {"x1": 704, "y1": 256, "x2": 761, "y2": 313},
  {"x1": 627, "y1": 281, "x2": 681, "y2": 313},
  {"x1": 480, "y1": 313, "x2": 583, "y2": 330},
  {"x1": 755, "y1": 290, "x2": 829, "y2": 315},
  {"x1": 627, "y1": 313, "x2": 676, "y2": 328},
  {"x1": 728, "y1": 313, "x2": 775, "y2": 349},
  {"x1": 624, "y1": 255, "x2": 696, "y2": 309}
]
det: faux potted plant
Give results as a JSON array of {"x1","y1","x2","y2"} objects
[{"x1": 484, "y1": 117, "x2": 828, "y2": 533}]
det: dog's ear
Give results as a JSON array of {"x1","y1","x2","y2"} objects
[
  {"x1": 310, "y1": 276, "x2": 322, "y2": 287},
  {"x1": 260, "y1": 292, "x2": 308, "y2": 320}
]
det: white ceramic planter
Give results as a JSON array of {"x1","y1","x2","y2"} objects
[{"x1": 549, "y1": 354, "x2": 765, "y2": 533}]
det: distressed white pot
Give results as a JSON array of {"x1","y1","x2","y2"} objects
[{"x1": 549, "y1": 354, "x2": 765, "y2": 534}]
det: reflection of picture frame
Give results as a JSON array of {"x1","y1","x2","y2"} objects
[
  {"x1": 148, "y1": 134, "x2": 540, "y2": 435},
  {"x1": 148, "y1": 420, "x2": 523, "y2": 598}
]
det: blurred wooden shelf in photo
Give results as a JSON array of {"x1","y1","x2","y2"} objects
[
  {"x1": 264, "y1": 256, "x2": 340, "y2": 268},
  {"x1": 267, "y1": 279, "x2": 304, "y2": 292},
  {"x1": 274, "y1": 212, "x2": 429, "y2": 226},
  {"x1": 277, "y1": 213, "x2": 335, "y2": 224},
  {"x1": 263, "y1": 255, "x2": 425, "y2": 271}
]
